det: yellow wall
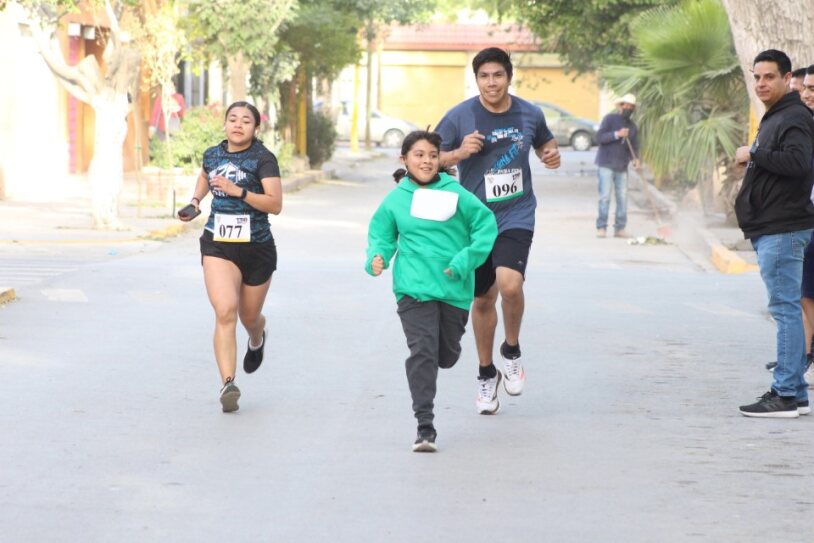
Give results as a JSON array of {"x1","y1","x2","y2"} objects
[
  {"x1": 374, "y1": 50, "x2": 600, "y2": 128},
  {"x1": 513, "y1": 68, "x2": 600, "y2": 121},
  {"x1": 380, "y1": 64, "x2": 466, "y2": 130}
]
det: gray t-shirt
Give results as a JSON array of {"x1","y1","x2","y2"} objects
[{"x1": 436, "y1": 95, "x2": 553, "y2": 232}]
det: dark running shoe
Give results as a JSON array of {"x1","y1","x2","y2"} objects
[
  {"x1": 243, "y1": 330, "x2": 266, "y2": 374},
  {"x1": 739, "y1": 390, "x2": 799, "y2": 418},
  {"x1": 219, "y1": 377, "x2": 241, "y2": 413},
  {"x1": 412, "y1": 425, "x2": 438, "y2": 453},
  {"x1": 765, "y1": 361, "x2": 777, "y2": 372},
  {"x1": 798, "y1": 399, "x2": 810, "y2": 416}
]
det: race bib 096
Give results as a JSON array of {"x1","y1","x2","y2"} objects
[{"x1": 484, "y1": 169, "x2": 523, "y2": 202}]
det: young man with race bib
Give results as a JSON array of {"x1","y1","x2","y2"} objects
[{"x1": 436, "y1": 47, "x2": 561, "y2": 414}]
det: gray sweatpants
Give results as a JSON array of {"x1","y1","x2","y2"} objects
[{"x1": 397, "y1": 295, "x2": 469, "y2": 428}]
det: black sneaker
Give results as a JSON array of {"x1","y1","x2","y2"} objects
[
  {"x1": 798, "y1": 399, "x2": 810, "y2": 416},
  {"x1": 739, "y1": 390, "x2": 799, "y2": 418},
  {"x1": 412, "y1": 425, "x2": 437, "y2": 453},
  {"x1": 219, "y1": 377, "x2": 241, "y2": 413},
  {"x1": 243, "y1": 330, "x2": 266, "y2": 374},
  {"x1": 765, "y1": 361, "x2": 777, "y2": 372}
]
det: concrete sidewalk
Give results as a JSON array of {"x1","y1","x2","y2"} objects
[
  {"x1": 0, "y1": 168, "x2": 329, "y2": 305},
  {"x1": 626, "y1": 174, "x2": 757, "y2": 275}
]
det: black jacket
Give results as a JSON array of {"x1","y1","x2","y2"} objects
[
  {"x1": 735, "y1": 92, "x2": 814, "y2": 239},
  {"x1": 595, "y1": 112, "x2": 639, "y2": 171}
]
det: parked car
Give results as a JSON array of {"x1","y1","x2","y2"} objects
[
  {"x1": 334, "y1": 102, "x2": 419, "y2": 148},
  {"x1": 533, "y1": 102, "x2": 599, "y2": 151}
]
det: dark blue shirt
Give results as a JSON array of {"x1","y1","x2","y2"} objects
[
  {"x1": 595, "y1": 112, "x2": 639, "y2": 172},
  {"x1": 436, "y1": 95, "x2": 553, "y2": 233},
  {"x1": 202, "y1": 140, "x2": 280, "y2": 243}
]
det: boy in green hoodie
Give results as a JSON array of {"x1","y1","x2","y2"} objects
[{"x1": 365, "y1": 131, "x2": 498, "y2": 452}]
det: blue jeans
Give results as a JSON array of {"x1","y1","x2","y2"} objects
[
  {"x1": 596, "y1": 167, "x2": 628, "y2": 231},
  {"x1": 753, "y1": 230, "x2": 813, "y2": 400}
]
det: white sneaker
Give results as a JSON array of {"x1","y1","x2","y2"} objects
[
  {"x1": 806, "y1": 363, "x2": 814, "y2": 389},
  {"x1": 501, "y1": 354, "x2": 525, "y2": 396},
  {"x1": 476, "y1": 372, "x2": 501, "y2": 415}
]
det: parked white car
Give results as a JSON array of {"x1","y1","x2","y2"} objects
[{"x1": 334, "y1": 102, "x2": 419, "y2": 148}]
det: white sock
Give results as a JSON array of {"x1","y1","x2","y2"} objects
[{"x1": 249, "y1": 331, "x2": 265, "y2": 351}]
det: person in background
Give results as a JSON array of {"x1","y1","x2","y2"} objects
[
  {"x1": 735, "y1": 50, "x2": 814, "y2": 418},
  {"x1": 790, "y1": 67, "x2": 807, "y2": 92},
  {"x1": 594, "y1": 94, "x2": 640, "y2": 239}
]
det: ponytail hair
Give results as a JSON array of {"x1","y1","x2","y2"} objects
[
  {"x1": 392, "y1": 167, "x2": 409, "y2": 182},
  {"x1": 391, "y1": 129, "x2": 455, "y2": 183}
]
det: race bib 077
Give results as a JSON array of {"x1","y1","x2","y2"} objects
[
  {"x1": 214, "y1": 214, "x2": 251, "y2": 243},
  {"x1": 484, "y1": 169, "x2": 523, "y2": 202}
]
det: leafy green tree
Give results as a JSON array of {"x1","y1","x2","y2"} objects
[
  {"x1": 499, "y1": 0, "x2": 679, "y2": 74},
  {"x1": 126, "y1": 1, "x2": 186, "y2": 169},
  {"x1": 337, "y1": 0, "x2": 437, "y2": 148},
  {"x1": 602, "y1": 0, "x2": 747, "y2": 210},
  {"x1": 184, "y1": 0, "x2": 296, "y2": 100},
  {"x1": 270, "y1": 0, "x2": 360, "y2": 159}
]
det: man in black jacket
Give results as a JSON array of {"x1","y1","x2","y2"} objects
[{"x1": 735, "y1": 49, "x2": 814, "y2": 418}]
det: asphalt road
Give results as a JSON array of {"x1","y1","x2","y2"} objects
[{"x1": 1, "y1": 149, "x2": 811, "y2": 542}]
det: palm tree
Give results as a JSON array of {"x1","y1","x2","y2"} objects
[{"x1": 602, "y1": 0, "x2": 748, "y2": 214}]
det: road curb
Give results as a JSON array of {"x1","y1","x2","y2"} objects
[
  {"x1": 283, "y1": 170, "x2": 326, "y2": 193},
  {"x1": 709, "y1": 242, "x2": 758, "y2": 274},
  {"x1": 0, "y1": 287, "x2": 17, "y2": 305},
  {"x1": 141, "y1": 220, "x2": 199, "y2": 241}
]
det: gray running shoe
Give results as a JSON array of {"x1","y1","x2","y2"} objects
[{"x1": 219, "y1": 377, "x2": 241, "y2": 413}]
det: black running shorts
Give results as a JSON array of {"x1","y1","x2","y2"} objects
[
  {"x1": 199, "y1": 230, "x2": 277, "y2": 286},
  {"x1": 474, "y1": 228, "x2": 533, "y2": 297}
]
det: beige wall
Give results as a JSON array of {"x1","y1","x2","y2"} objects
[
  {"x1": 513, "y1": 68, "x2": 599, "y2": 121},
  {"x1": 376, "y1": 51, "x2": 468, "y2": 130},
  {"x1": 371, "y1": 50, "x2": 600, "y2": 129},
  {"x1": 0, "y1": 6, "x2": 69, "y2": 201},
  {"x1": 380, "y1": 64, "x2": 466, "y2": 130},
  {"x1": 511, "y1": 53, "x2": 599, "y2": 121}
]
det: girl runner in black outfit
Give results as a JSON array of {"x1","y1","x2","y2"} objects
[{"x1": 179, "y1": 102, "x2": 282, "y2": 412}]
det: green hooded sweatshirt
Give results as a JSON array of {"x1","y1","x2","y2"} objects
[{"x1": 365, "y1": 172, "x2": 498, "y2": 310}]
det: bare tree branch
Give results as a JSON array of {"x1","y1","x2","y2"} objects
[{"x1": 28, "y1": 26, "x2": 95, "y2": 103}]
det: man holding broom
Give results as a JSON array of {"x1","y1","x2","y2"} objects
[{"x1": 595, "y1": 94, "x2": 639, "y2": 238}]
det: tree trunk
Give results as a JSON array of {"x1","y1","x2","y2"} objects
[
  {"x1": 88, "y1": 90, "x2": 129, "y2": 229},
  {"x1": 720, "y1": 0, "x2": 814, "y2": 118},
  {"x1": 227, "y1": 52, "x2": 249, "y2": 102},
  {"x1": 18, "y1": 0, "x2": 140, "y2": 229}
]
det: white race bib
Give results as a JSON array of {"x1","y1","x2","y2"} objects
[
  {"x1": 485, "y1": 169, "x2": 523, "y2": 202},
  {"x1": 214, "y1": 214, "x2": 251, "y2": 243},
  {"x1": 410, "y1": 189, "x2": 459, "y2": 221}
]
